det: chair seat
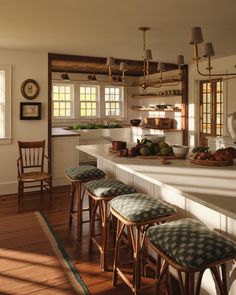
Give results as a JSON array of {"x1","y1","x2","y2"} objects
[
  {"x1": 86, "y1": 179, "x2": 136, "y2": 199},
  {"x1": 146, "y1": 218, "x2": 236, "y2": 269},
  {"x1": 19, "y1": 171, "x2": 50, "y2": 182},
  {"x1": 66, "y1": 165, "x2": 105, "y2": 181},
  {"x1": 110, "y1": 193, "x2": 176, "y2": 222}
]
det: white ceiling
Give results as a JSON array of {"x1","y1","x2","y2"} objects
[{"x1": 0, "y1": 0, "x2": 236, "y2": 64}]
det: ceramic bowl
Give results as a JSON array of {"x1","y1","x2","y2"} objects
[
  {"x1": 172, "y1": 145, "x2": 189, "y2": 158},
  {"x1": 143, "y1": 134, "x2": 166, "y2": 143}
]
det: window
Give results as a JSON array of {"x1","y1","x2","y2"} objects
[
  {"x1": 104, "y1": 86, "x2": 123, "y2": 116},
  {"x1": 79, "y1": 85, "x2": 98, "y2": 117},
  {"x1": 52, "y1": 84, "x2": 73, "y2": 118},
  {"x1": 199, "y1": 79, "x2": 223, "y2": 145},
  {"x1": 0, "y1": 65, "x2": 11, "y2": 143},
  {"x1": 52, "y1": 80, "x2": 125, "y2": 120}
]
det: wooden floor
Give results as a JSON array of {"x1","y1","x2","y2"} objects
[{"x1": 0, "y1": 187, "x2": 180, "y2": 295}]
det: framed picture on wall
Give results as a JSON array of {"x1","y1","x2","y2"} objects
[{"x1": 20, "y1": 102, "x2": 41, "y2": 120}]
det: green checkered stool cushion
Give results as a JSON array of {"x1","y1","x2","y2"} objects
[
  {"x1": 66, "y1": 165, "x2": 105, "y2": 180},
  {"x1": 146, "y1": 218, "x2": 236, "y2": 269},
  {"x1": 86, "y1": 179, "x2": 136, "y2": 198},
  {"x1": 110, "y1": 193, "x2": 176, "y2": 222}
]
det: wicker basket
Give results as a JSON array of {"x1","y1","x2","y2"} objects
[{"x1": 143, "y1": 117, "x2": 172, "y2": 129}]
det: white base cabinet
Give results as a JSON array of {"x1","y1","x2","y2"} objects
[{"x1": 52, "y1": 136, "x2": 80, "y2": 186}]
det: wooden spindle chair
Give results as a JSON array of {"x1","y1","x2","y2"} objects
[{"x1": 17, "y1": 140, "x2": 52, "y2": 206}]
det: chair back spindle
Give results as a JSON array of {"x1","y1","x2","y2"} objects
[{"x1": 18, "y1": 141, "x2": 45, "y2": 172}]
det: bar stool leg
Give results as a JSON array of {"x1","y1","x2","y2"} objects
[
  {"x1": 155, "y1": 260, "x2": 169, "y2": 293},
  {"x1": 89, "y1": 199, "x2": 99, "y2": 252},
  {"x1": 69, "y1": 182, "x2": 76, "y2": 227},
  {"x1": 165, "y1": 266, "x2": 172, "y2": 295},
  {"x1": 133, "y1": 227, "x2": 141, "y2": 295},
  {"x1": 101, "y1": 200, "x2": 109, "y2": 271},
  {"x1": 221, "y1": 264, "x2": 228, "y2": 295},
  {"x1": 113, "y1": 220, "x2": 125, "y2": 286},
  {"x1": 188, "y1": 272, "x2": 195, "y2": 295},
  {"x1": 195, "y1": 269, "x2": 204, "y2": 295},
  {"x1": 211, "y1": 266, "x2": 227, "y2": 295},
  {"x1": 76, "y1": 182, "x2": 82, "y2": 239},
  {"x1": 177, "y1": 271, "x2": 185, "y2": 295}
]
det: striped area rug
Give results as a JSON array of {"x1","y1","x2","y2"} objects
[{"x1": 0, "y1": 211, "x2": 89, "y2": 295}]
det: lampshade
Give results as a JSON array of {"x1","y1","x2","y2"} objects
[
  {"x1": 189, "y1": 27, "x2": 204, "y2": 44},
  {"x1": 61, "y1": 72, "x2": 70, "y2": 80},
  {"x1": 119, "y1": 62, "x2": 127, "y2": 71},
  {"x1": 177, "y1": 55, "x2": 185, "y2": 65},
  {"x1": 203, "y1": 42, "x2": 215, "y2": 57},
  {"x1": 106, "y1": 56, "x2": 115, "y2": 66},
  {"x1": 157, "y1": 62, "x2": 165, "y2": 72},
  {"x1": 144, "y1": 49, "x2": 153, "y2": 61}
]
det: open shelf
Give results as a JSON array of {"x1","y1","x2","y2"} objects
[
  {"x1": 133, "y1": 94, "x2": 182, "y2": 99},
  {"x1": 132, "y1": 108, "x2": 181, "y2": 112}
]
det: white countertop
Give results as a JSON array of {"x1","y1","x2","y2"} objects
[
  {"x1": 51, "y1": 127, "x2": 80, "y2": 137},
  {"x1": 78, "y1": 144, "x2": 236, "y2": 219}
]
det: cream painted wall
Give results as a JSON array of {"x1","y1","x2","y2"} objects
[
  {"x1": 0, "y1": 49, "x2": 48, "y2": 195},
  {"x1": 188, "y1": 54, "x2": 236, "y2": 147}
]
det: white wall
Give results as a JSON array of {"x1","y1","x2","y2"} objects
[
  {"x1": 188, "y1": 54, "x2": 236, "y2": 147},
  {"x1": 0, "y1": 49, "x2": 48, "y2": 195}
]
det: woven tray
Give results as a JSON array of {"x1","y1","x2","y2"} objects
[{"x1": 190, "y1": 158, "x2": 233, "y2": 166}]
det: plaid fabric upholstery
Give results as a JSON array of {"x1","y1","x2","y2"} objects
[
  {"x1": 65, "y1": 165, "x2": 105, "y2": 180},
  {"x1": 147, "y1": 218, "x2": 236, "y2": 269},
  {"x1": 86, "y1": 179, "x2": 136, "y2": 198},
  {"x1": 110, "y1": 193, "x2": 176, "y2": 222}
]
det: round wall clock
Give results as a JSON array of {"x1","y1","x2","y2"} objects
[{"x1": 21, "y1": 79, "x2": 40, "y2": 100}]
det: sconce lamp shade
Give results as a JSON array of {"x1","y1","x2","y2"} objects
[
  {"x1": 106, "y1": 56, "x2": 115, "y2": 66},
  {"x1": 203, "y1": 42, "x2": 215, "y2": 57},
  {"x1": 157, "y1": 62, "x2": 165, "y2": 72},
  {"x1": 177, "y1": 55, "x2": 185, "y2": 65},
  {"x1": 144, "y1": 49, "x2": 153, "y2": 61},
  {"x1": 61, "y1": 72, "x2": 70, "y2": 80},
  {"x1": 189, "y1": 27, "x2": 204, "y2": 44},
  {"x1": 120, "y1": 62, "x2": 127, "y2": 71}
]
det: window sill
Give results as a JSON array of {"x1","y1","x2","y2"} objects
[{"x1": 0, "y1": 137, "x2": 13, "y2": 145}]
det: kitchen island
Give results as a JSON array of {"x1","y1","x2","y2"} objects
[{"x1": 78, "y1": 144, "x2": 236, "y2": 295}]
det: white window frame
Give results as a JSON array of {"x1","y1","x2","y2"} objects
[
  {"x1": 79, "y1": 84, "x2": 99, "y2": 118},
  {"x1": 52, "y1": 82, "x2": 74, "y2": 120},
  {"x1": 104, "y1": 85, "x2": 124, "y2": 117},
  {"x1": 51, "y1": 78, "x2": 126, "y2": 122},
  {"x1": 0, "y1": 65, "x2": 11, "y2": 145}
]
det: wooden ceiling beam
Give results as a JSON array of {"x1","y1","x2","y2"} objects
[{"x1": 49, "y1": 53, "x2": 178, "y2": 76}]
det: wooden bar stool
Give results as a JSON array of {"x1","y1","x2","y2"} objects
[
  {"x1": 65, "y1": 165, "x2": 105, "y2": 238},
  {"x1": 86, "y1": 178, "x2": 136, "y2": 271},
  {"x1": 110, "y1": 193, "x2": 177, "y2": 295},
  {"x1": 146, "y1": 218, "x2": 236, "y2": 295}
]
